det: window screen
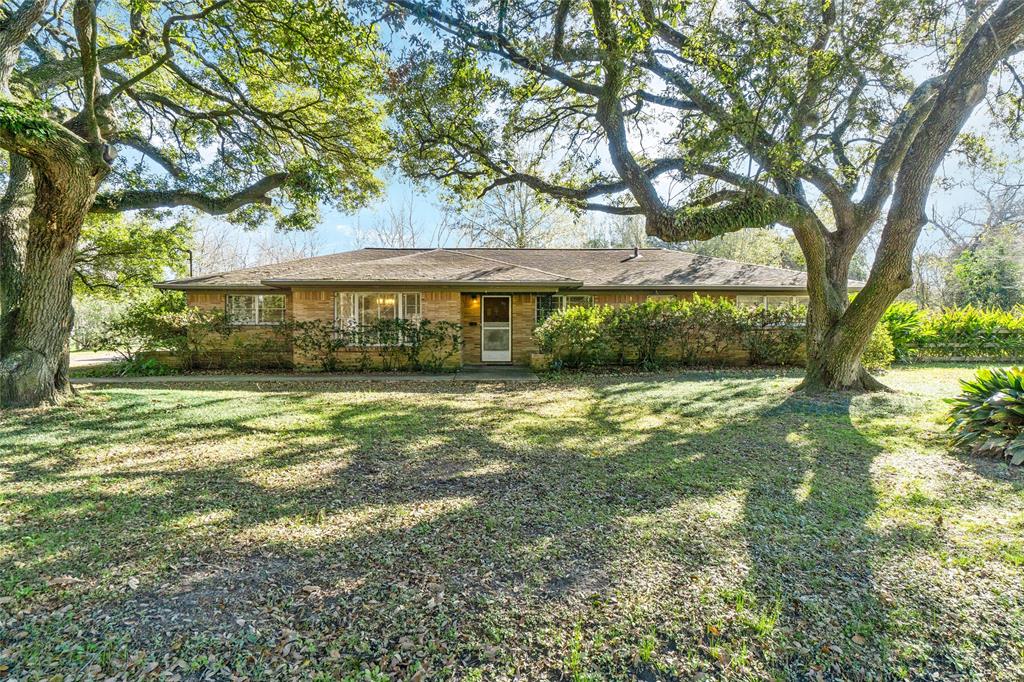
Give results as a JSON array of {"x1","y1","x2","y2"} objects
[
  {"x1": 535, "y1": 295, "x2": 560, "y2": 323},
  {"x1": 226, "y1": 295, "x2": 257, "y2": 324},
  {"x1": 259, "y1": 295, "x2": 286, "y2": 323},
  {"x1": 227, "y1": 294, "x2": 285, "y2": 324},
  {"x1": 335, "y1": 292, "x2": 422, "y2": 324}
]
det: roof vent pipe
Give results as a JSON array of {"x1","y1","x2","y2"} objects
[{"x1": 632, "y1": 246, "x2": 642, "y2": 260}]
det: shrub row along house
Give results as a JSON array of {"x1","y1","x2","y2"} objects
[{"x1": 156, "y1": 247, "x2": 845, "y2": 369}]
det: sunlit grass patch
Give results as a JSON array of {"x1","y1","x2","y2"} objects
[{"x1": 1, "y1": 366, "x2": 1022, "y2": 680}]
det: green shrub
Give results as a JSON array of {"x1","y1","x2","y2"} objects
[
  {"x1": 286, "y1": 319, "x2": 350, "y2": 371},
  {"x1": 861, "y1": 325, "x2": 895, "y2": 371},
  {"x1": 288, "y1": 318, "x2": 462, "y2": 372},
  {"x1": 222, "y1": 331, "x2": 291, "y2": 371},
  {"x1": 683, "y1": 295, "x2": 744, "y2": 361},
  {"x1": 947, "y1": 367, "x2": 1024, "y2": 465},
  {"x1": 96, "y1": 292, "x2": 196, "y2": 363},
  {"x1": 603, "y1": 301, "x2": 679, "y2": 368},
  {"x1": 148, "y1": 307, "x2": 234, "y2": 370},
  {"x1": 918, "y1": 306, "x2": 1024, "y2": 359},
  {"x1": 534, "y1": 305, "x2": 608, "y2": 368},
  {"x1": 873, "y1": 302, "x2": 1024, "y2": 362},
  {"x1": 739, "y1": 305, "x2": 807, "y2": 365},
  {"x1": 603, "y1": 304, "x2": 644, "y2": 365},
  {"x1": 97, "y1": 293, "x2": 297, "y2": 371},
  {"x1": 370, "y1": 318, "x2": 409, "y2": 371},
  {"x1": 536, "y1": 297, "x2": 804, "y2": 369},
  {"x1": 411, "y1": 319, "x2": 463, "y2": 371},
  {"x1": 72, "y1": 356, "x2": 175, "y2": 378},
  {"x1": 881, "y1": 301, "x2": 925, "y2": 362}
]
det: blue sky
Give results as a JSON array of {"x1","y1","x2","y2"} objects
[{"x1": 319, "y1": 176, "x2": 444, "y2": 251}]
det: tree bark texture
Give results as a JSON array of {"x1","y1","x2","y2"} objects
[
  {"x1": 0, "y1": 153, "x2": 31, "y2": 356},
  {"x1": 0, "y1": 146, "x2": 106, "y2": 407}
]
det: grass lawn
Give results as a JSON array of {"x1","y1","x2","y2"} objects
[{"x1": 2, "y1": 366, "x2": 1023, "y2": 680}]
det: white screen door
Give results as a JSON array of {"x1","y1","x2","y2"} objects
[{"x1": 481, "y1": 295, "x2": 512, "y2": 362}]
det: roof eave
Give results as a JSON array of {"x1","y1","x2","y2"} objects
[
  {"x1": 154, "y1": 282, "x2": 280, "y2": 291},
  {"x1": 262, "y1": 278, "x2": 583, "y2": 289},
  {"x1": 576, "y1": 282, "x2": 864, "y2": 291}
]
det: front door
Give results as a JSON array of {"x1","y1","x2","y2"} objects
[{"x1": 481, "y1": 295, "x2": 512, "y2": 362}]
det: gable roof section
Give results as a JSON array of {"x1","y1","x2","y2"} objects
[
  {"x1": 155, "y1": 248, "x2": 422, "y2": 290},
  {"x1": 156, "y1": 247, "x2": 837, "y2": 291},
  {"x1": 262, "y1": 248, "x2": 579, "y2": 286},
  {"x1": 447, "y1": 248, "x2": 810, "y2": 289}
]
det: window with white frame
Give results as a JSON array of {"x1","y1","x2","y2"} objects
[
  {"x1": 334, "y1": 292, "x2": 422, "y2": 327},
  {"x1": 226, "y1": 294, "x2": 286, "y2": 324},
  {"x1": 535, "y1": 294, "x2": 594, "y2": 323},
  {"x1": 735, "y1": 294, "x2": 810, "y2": 308}
]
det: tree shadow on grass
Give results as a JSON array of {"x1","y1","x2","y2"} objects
[{"x1": 0, "y1": 376, "x2": 968, "y2": 679}]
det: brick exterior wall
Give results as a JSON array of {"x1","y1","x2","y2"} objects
[
  {"x1": 459, "y1": 293, "x2": 540, "y2": 365},
  {"x1": 183, "y1": 287, "x2": 756, "y2": 369},
  {"x1": 511, "y1": 293, "x2": 539, "y2": 365},
  {"x1": 460, "y1": 295, "x2": 481, "y2": 363},
  {"x1": 289, "y1": 288, "x2": 462, "y2": 370}
]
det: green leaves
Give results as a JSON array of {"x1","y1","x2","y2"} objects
[
  {"x1": 0, "y1": 99, "x2": 55, "y2": 141},
  {"x1": 670, "y1": 195, "x2": 804, "y2": 241},
  {"x1": 947, "y1": 366, "x2": 1024, "y2": 465},
  {"x1": 15, "y1": 0, "x2": 390, "y2": 228},
  {"x1": 75, "y1": 213, "x2": 192, "y2": 297}
]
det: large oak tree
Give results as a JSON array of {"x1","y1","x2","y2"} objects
[
  {"x1": 377, "y1": 0, "x2": 1024, "y2": 390},
  {"x1": 0, "y1": 0, "x2": 388, "y2": 407}
]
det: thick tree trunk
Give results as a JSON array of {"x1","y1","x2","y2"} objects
[
  {"x1": 797, "y1": 221, "x2": 894, "y2": 393},
  {"x1": 0, "y1": 160, "x2": 102, "y2": 407},
  {"x1": 800, "y1": 335, "x2": 889, "y2": 392},
  {"x1": 0, "y1": 154, "x2": 32, "y2": 355}
]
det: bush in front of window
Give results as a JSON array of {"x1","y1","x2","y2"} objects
[
  {"x1": 604, "y1": 300, "x2": 679, "y2": 369},
  {"x1": 534, "y1": 305, "x2": 609, "y2": 368},
  {"x1": 534, "y1": 296, "x2": 812, "y2": 369},
  {"x1": 739, "y1": 304, "x2": 808, "y2": 366},
  {"x1": 401, "y1": 320, "x2": 464, "y2": 371},
  {"x1": 282, "y1": 318, "x2": 463, "y2": 372},
  {"x1": 282, "y1": 320, "x2": 351, "y2": 372},
  {"x1": 98, "y1": 293, "x2": 233, "y2": 370},
  {"x1": 683, "y1": 295, "x2": 745, "y2": 362}
]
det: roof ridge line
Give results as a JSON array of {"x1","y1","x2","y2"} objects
[{"x1": 445, "y1": 248, "x2": 578, "y2": 281}]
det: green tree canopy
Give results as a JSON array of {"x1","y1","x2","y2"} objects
[
  {"x1": 74, "y1": 214, "x2": 191, "y2": 297},
  {"x1": 948, "y1": 233, "x2": 1024, "y2": 309},
  {"x1": 0, "y1": 0, "x2": 390, "y2": 406},
  {"x1": 373, "y1": 0, "x2": 1024, "y2": 389}
]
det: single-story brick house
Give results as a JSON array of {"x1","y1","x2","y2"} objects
[{"x1": 156, "y1": 247, "x2": 821, "y2": 368}]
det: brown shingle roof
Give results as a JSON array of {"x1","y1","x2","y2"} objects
[{"x1": 157, "y1": 247, "x2": 841, "y2": 291}]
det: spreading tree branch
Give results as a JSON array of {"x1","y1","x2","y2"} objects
[{"x1": 90, "y1": 172, "x2": 289, "y2": 215}]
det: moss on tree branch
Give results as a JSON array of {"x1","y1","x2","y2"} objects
[{"x1": 654, "y1": 195, "x2": 802, "y2": 241}]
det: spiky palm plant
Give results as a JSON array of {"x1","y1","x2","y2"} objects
[{"x1": 947, "y1": 367, "x2": 1024, "y2": 465}]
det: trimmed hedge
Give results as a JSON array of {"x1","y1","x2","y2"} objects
[
  {"x1": 534, "y1": 296, "x2": 806, "y2": 369},
  {"x1": 882, "y1": 304, "x2": 1024, "y2": 361}
]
